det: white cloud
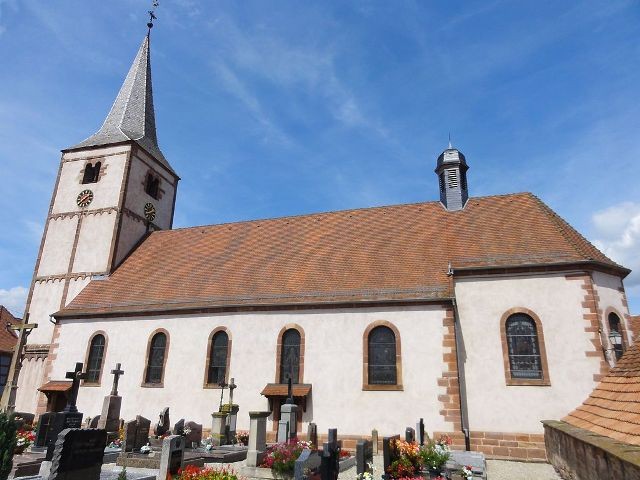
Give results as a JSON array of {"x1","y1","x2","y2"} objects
[
  {"x1": 0, "y1": 286, "x2": 28, "y2": 318},
  {"x1": 592, "y1": 202, "x2": 640, "y2": 287}
]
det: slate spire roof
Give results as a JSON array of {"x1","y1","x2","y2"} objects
[{"x1": 66, "y1": 34, "x2": 175, "y2": 174}]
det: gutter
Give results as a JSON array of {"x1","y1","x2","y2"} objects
[{"x1": 448, "y1": 267, "x2": 471, "y2": 451}]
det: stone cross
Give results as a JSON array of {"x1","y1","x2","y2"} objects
[
  {"x1": 64, "y1": 362, "x2": 86, "y2": 413},
  {"x1": 285, "y1": 377, "x2": 294, "y2": 405},
  {"x1": 110, "y1": 363, "x2": 124, "y2": 396},
  {"x1": 218, "y1": 380, "x2": 228, "y2": 411},
  {"x1": 228, "y1": 377, "x2": 237, "y2": 406}
]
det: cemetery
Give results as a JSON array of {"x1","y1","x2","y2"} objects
[{"x1": 0, "y1": 362, "x2": 492, "y2": 480}]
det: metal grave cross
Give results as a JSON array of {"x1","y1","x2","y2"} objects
[
  {"x1": 64, "y1": 362, "x2": 86, "y2": 413},
  {"x1": 110, "y1": 363, "x2": 125, "y2": 396}
]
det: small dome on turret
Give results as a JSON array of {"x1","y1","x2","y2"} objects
[{"x1": 436, "y1": 146, "x2": 468, "y2": 171}]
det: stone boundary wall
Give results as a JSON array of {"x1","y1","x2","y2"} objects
[{"x1": 543, "y1": 420, "x2": 640, "y2": 480}]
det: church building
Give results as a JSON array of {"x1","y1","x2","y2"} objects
[{"x1": 15, "y1": 32, "x2": 634, "y2": 459}]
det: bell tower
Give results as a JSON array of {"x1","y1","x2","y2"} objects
[
  {"x1": 435, "y1": 143, "x2": 469, "y2": 211},
  {"x1": 15, "y1": 33, "x2": 179, "y2": 414}
]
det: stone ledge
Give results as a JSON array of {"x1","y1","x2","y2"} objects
[{"x1": 542, "y1": 420, "x2": 640, "y2": 466}]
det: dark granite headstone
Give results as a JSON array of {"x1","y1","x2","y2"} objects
[
  {"x1": 356, "y1": 440, "x2": 373, "y2": 476},
  {"x1": 320, "y1": 429, "x2": 341, "y2": 480},
  {"x1": 14, "y1": 412, "x2": 35, "y2": 430},
  {"x1": 173, "y1": 418, "x2": 185, "y2": 436},
  {"x1": 416, "y1": 418, "x2": 425, "y2": 446},
  {"x1": 89, "y1": 415, "x2": 101, "y2": 429},
  {"x1": 158, "y1": 435, "x2": 184, "y2": 480},
  {"x1": 308, "y1": 423, "x2": 318, "y2": 450},
  {"x1": 184, "y1": 421, "x2": 202, "y2": 446},
  {"x1": 45, "y1": 412, "x2": 84, "y2": 460},
  {"x1": 35, "y1": 412, "x2": 53, "y2": 448},
  {"x1": 295, "y1": 448, "x2": 321, "y2": 480},
  {"x1": 134, "y1": 415, "x2": 151, "y2": 450},
  {"x1": 123, "y1": 419, "x2": 137, "y2": 452},
  {"x1": 405, "y1": 427, "x2": 415, "y2": 443},
  {"x1": 382, "y1": 435, "x2": 400, "y2": 480},
  {"x1": 154, "y1": 407, "x2": 170, "y2": 436},
  {"x1": 49, "y1": 428, "x2": 107, "y2": 480}
]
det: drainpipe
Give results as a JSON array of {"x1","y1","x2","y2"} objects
[{"x1": 448, "y1": 264, "x2": 471, "y2": 451}]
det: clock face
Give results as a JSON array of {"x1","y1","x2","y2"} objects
[
  {"x1": 144, "y1": 202, "x2": 156, "y2": 221},
  {"x1": 76, "y1": 189, "x2": 94, "y2": 208}
]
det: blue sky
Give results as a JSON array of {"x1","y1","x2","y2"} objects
[{"x1": 0, "y1": 0, "x2": 639, "y2": 316}]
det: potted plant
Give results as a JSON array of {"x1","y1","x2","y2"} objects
[
  {"x1": 260, "y1": 438, "x2": 311, "y2": 478},
  {"x1": 14, "y1": 430, "x2": 35, "y2": 455}
]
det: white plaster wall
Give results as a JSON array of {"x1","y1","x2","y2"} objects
[
  {"x1": 114, "y1": 214, "x2": 148, "y2": 267},
  {"x1": 65, "y1": 277, "x2": 92, "y2": 306},
  {"x1": 37, "y1": 217, "x2": 78, "y2": 276},
  {"x1": 53, "y1": 148, "x2": 128, "y2": 214},
  {"x1": 27, "y1": 279, "x2": 66, "y2": 344},
  {"x1": 15, "y1": 357, "x2": 46, "y2": 413},
  {"x1": 124, "y1": 155, "x2": 175, "y2": 230},
  {"x1": 52, "y1": 306, "x2": 446, "y2": 436},
  {"x1": 591, "y1": 271, "x2": 632, "y2": 345},
  {"x1": 72, "y1": 212, "x2": 117, "y2": 272},
  {"x1": 455, "y1": 273, "x2": 600, "y2": 433}
]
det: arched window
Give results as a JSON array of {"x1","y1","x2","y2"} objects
[
  {"x1": 145, "y1": 173, "x2": 160, "y2": 199},
  {"x1": 608, "y1": 313, "x2": 625, "y2": 361},
  {"x1": 85, "y1": 334, "x2": 105, "y2": 383},
  {"x1": 506, "y1": 314, "x2": 542, "y2": 380},
  {"x1": 368, "y1": 326, "x2": 397, "y2": 385},
  {"x1": 145, "y1": 332, "x2": 167, "y2": 384},
  {"x1": 207, "y1": 331, "x2": 229, "y2": 385},
  {"x1": 279, "y1": 329, "x2": 301, "y2": 384},
  {"x1": 82, "y1": 162, "x2": 101, "y2": 184}
]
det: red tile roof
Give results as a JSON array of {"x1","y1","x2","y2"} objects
[
  {"x1": 564, "y1": 342, "x2": 640, "y2": 445},
  {"x1": 57, "y1": 193, "x2": 627, "y2": 318},
  {"x1": 0, "y1": 306, "x2": 19, "y2": 354},
  {"x1": 38, "y1": 380, "x2": 72, "y2": 393}
]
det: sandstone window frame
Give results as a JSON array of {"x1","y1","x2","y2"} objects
[
  {"x1": 362, "y1": 321, "x2": 403, "y2": 391},
  {"x1": 142, "y1": 329, "x2": 170, "y2": 388},
  {"x1": 500, "y1": 308, "x2": 551, "y2": 386},
  {"x1": 82, "y1": 331, "x2": 108, "y2": 386},
  {"x1": 605, "y1": 308, "x2": 627, "y2": 363},
  {"x1": 203, "y1": 327, "x2": 232, "y2": 388},
  {"x1": 275, "y1": 324, "x2": 305, "y2": 385}
]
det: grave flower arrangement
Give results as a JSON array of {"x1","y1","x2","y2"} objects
[
  {"x1": 259, "y1": 438, "x2": 311, "y2": 475},
  {"x1": 386, "y1": 439, "x2": 422, "y2": 479},
  {"x1": 175, "y1": 464, "x2": 242, "y2": 480},
  {"x1": 460, "y1": 465, "x2": 473, "y2": 479},
  {"x1": 418, "y1": 435, "x2": 451, "y2": 473},
  {"x1": 15, "y1": 429, "x2": 35, "y2": 453},
  {"x1": 234, "y1": 430, "x2": 249, "y2": 446},
  {"x1": 108, "y1": 437, "x2": 123, "y2": 449}
]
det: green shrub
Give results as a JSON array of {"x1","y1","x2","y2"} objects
[{"x1": 0, "y1": 412, "x2": 17, "y2": 480}]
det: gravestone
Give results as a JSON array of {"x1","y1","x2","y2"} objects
[
  {"x1": 134, "y1": 415, "x2": 151, "y2": 450},
  {"x1": 123, "y1": 419, "x2": 137, "y2": 452},
  {"x1": 308, "y1": 422, "x2": 318, "y2": 449},
  {"x1": 356, "y1": 440, "x2": 373, "y2": 476},
  {"x1": 211, "y1": 412, "x2": 228, "y2": 446},
  {"x1": 184, "y1": 421, "x2": 203, "y2": 446},
  {"x1": 155, "y1": 407, "x2": 170, "y2": 436},
  {"x1": 173, "y1": 418, "x2": 185, "y2": 436},
  {"x1": 371, "y1": 429, "x2": 379, "y2": 455},
  {"x1": 320, "y1": 429, "x2": 341, "y2": 480},
  {"x1": 247, "y1": 411, "x2": 270, "y2": 467},
  {"x1": 45, "y1": 363, "x2": 86, "y2": 460},
  {"x1": 405, "y1": 427, "x2": 415, "y2": 443},
  {"x1": 14, "y1": 412, "x2": 35, "y2": 430},
  {"x1": 89, "y1": 415, "x2": 101, "y2": 429},
  {"x1": 158, "y1": 435, "x2": 184, "y2": 480},
  {"x1": 382, "y1": 435, "x2": 401, "y2": 480},
  {"x1": 295, "y1": 448, "x2": 321, "y2": 480},
  {"x1": 35, "y1": 412, "x2": 54, "y2": 448},
  {"x1": 49, "y1": 428, "x2": 107, "y2": 480},
  {"x1": 277, "y1": 420, "x2": 289, "y2": 443},
  {"x1": 416, "y1": 419, "x2": 425, "y2": 446},
  {"x1": 97, "y1": 363, "x2": 124, "y2": 437}
]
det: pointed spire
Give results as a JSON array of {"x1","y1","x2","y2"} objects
[{"x1": 67, "y1": 35, "x2": 174, "y2": 174}]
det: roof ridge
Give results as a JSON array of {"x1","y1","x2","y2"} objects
[{"x1": 164, "y1": 192, "x2": 534, "y2": 234}]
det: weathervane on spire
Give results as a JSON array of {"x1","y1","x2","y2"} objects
[{"x1": 147, "y1": 0, "x2": 159, "y2": 35}]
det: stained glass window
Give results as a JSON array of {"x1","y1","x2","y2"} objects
[
  {"x1": 368, "y1": 326, "x2": 397, "y2": 385},
  {"x1": 608, "y1": 313, "x2": 625, "y2": 361},
  {"x1": 279, "y1": 329, "x2": 301, "y2": 384},
  {"x1": 506, "y1": 314, "x2": 542, "y2": 379},
  {"x1": 207, "y1": 331, "x2": 229, "y2": 384},
  {"x1": 86, "y1": 334, "x2": 105, "y2": 383},
  {"x1": 145, "y1": 332, "x2": 167, "y2": 384}
]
